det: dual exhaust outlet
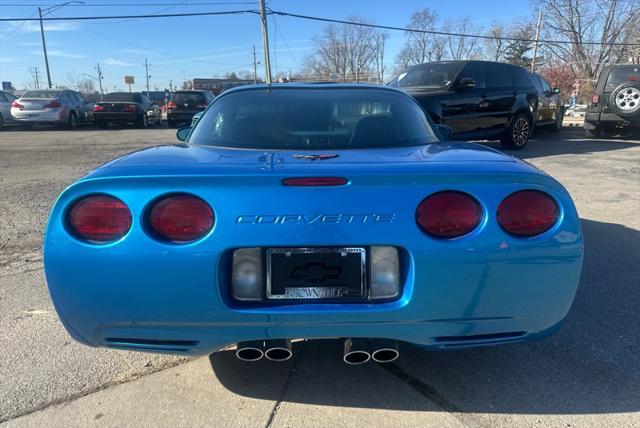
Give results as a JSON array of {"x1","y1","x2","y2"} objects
[{"x1": 235, "y1": 338, "x2": 399, "y2": 364}]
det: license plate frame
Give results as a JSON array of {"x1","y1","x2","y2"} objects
[{"x1": 266, "y1": 247, "x2": 366, "y2": 300}]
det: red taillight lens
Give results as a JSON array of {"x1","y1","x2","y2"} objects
[
  {"x1": 416, "y1": 191, "x2": 482, "y2": 238},
  {"x1": 123, "y1": 105, "x2": 137, "y2": 112},
  {"x1": 497, "y1": 190, "x2": 559, "y2": 237},
  {"x1": 148, "y1": 194, "x2": 214, "y2": 242},
  {"x1": 167, "y1": 101, "x2": 177, "y2": 109},
  {"x1": 591, "y1": 94, "x2": 600, "y2": 105},
  {"x1": 283, "y1": 177, "x2": 348, "y2": 186},
  {"x1": 67, "y1": 195, "x2": 132, "y2": 243},
  {"x1": 94, "y1": 105, "x2": 105, "y2": 112},
  {"x1": 44, "y1": 100, "x2": 61, "y2": 109},
  {"x1": 11, "y1": 100, "x2": 24, "y2": 109}
]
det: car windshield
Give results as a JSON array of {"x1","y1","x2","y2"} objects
[
  {"x1": 103, "y1": 93, "x2": 141, "y2": 102},
  {"x1": 188, "y1": 88, "x2": 438, "y2": 150},
  {"x1": 605, "y1": 66, "x2": 640, "y2": 91},
  {"x1": 23, "y1": 90, "x2": 60, "y2": 99},
  {"x1": 172, "y1": 92, "x2": 205, "y2": 105},
  {"x1": 388, "y1": 63, "x2": 464, "y2": 89}
]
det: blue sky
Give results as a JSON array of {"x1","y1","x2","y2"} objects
[{"x1": 0, "y1": 0, "x2": 534, "y2": 91}]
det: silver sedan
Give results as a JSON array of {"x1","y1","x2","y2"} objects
[{"x1": 10, "y1": 89, "x2": 94, "y2": 129}]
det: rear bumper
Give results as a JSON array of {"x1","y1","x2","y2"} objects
[
  {"x1": 585, "y1": 111, "x2": 640, "y2": 127},
  {"x1": 94, "y1": 112, "x2": 138, "y2": 123},
  {"x1": 167, "y1": 111, "x2": 199, "y2": 122},
  {"x1": 11, "y1": 108, "x2": 64, "y2": 123}
]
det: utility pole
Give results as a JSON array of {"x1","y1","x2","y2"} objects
[
  {"x1": 169, "y1": 80, "x2": 173, "y2": 92},
  {"x1": 258, "y1": 0, "x2": 272, "y2": 85},
  {"x1": 30, "y1": 67, "x2": 41, "y2": 89},
  {"x1": 38, "y1": 7, "x2": 52, "y2": 88},
  {"x1": 530, "y1": 10, "x2": 542, "y2": 72},
  {"x1": 95, "y1": 63, "x2": 104, "y2": 96},
  {"x1": 252, "y1": 45, "x2": 259, "y2": 84},
  {"x1": 144, "y1": 58, "x2": 151, "y2": 98}
]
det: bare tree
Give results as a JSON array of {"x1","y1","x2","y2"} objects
[
  {"x1": 443, "y1": 17, "x2": 483, "y2": 60},
  {"x1": 304, "y1": 17, "x2": 388, "y2": 82},
  {"x1": 484, "y1": 22, "x2": 508, "y2": 61},
  {"x1": 395, "y1": 8, "x2": 446, "y2": 70},
  {"x1": 535, "y1": 0, "x2": 640, "y2": 83},
  {"x1": 66, "y1": 71, "x2": 95, "y2": 95}
]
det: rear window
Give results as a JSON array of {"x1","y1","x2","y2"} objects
[
  {"x1": 189, "y1": 88, "x2": 438, "y2": 150},
  {"x1": 389, "y1": 62, "x2": 464, "y2": 89},
  {"x1": 103, "y1": 92, "x2": 142, "y2": 103},
  {"x1": 605, "y1": 66, "x2": 640, "y2": 91},
  {"x1": 23, "y1": 90, "x2": 60, "y2": 98},
  {"x1": 172, "y1": 92, "x2": 206, "y2": 105}
]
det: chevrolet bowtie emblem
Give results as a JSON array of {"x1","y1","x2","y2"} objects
[{"x1": 293, "y1": 154, "x2": 339, "y2": 161}]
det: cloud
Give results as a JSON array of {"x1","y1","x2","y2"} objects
[
  {"x1": 104, "y1": 57, "x2": 135, "y2": 66},
  {"x1": 28, "y1": 50, "x2": 84, "y2": 59},
  {"x1": 22, "y1": 21, "x2": 77, "y2": 32},
  {"x1": 19, "y1": 41, "x2": 58, "y2": 47},
  {"x1": 122, "y1": 48, "x2": 153, "y2": 55}
]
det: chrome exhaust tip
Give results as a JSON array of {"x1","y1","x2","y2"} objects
[
  {"x1": 264, "y1": 339, "x2": 293, "y2": 361},
  {"x1": 343, "y1": 338, "x2": 371, "y2": 365},
  {"x1": 235, "y1": 340, "x2": 264, "y2": 361},
  {"x1": 370, "y1": 339, "x2": 399, "y2": 363}
]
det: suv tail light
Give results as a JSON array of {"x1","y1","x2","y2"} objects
[
  {"x1": 416, "y1": 191, "x2": 482, "y2": 238},
  {"x1": 94, "y1": 105, "x2": 105, "y2": 112},
  {"x1": 43, "y1": 100, "x2": 61, "y2": 109},
  {"x1": 67, "y1": 195, "x2": 132, "y2": 243},
  {"x1": 497, "y1": 190, "x2": 558, "y2": 237},
  {"x1": 167, "y1": 101, "x2": 177, "y2": 109},
  {"x1": 123, "y1": 105, "x2": 137, "y2": 112},
  {"x1": 591, "y1": 94, "x2": 600, "y2": 105},
  {"x1": 148, "y1": 194, "x2": 214, "y2": 242},
  {"x1": 11, "y1": 100, "x2": 24, "y2": 109}
]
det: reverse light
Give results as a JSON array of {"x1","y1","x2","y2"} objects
[
  {"x1": 148, "y1": 194, "x2": 214, "y2": 243},
  {"x1": 67, "y1": 194, "x2": 132, "y2": 243},
  {"x1": 497, "y1": 190, "x2": 559, "y2": 237},
  {"x1": 416, "y1": 191, "x2": 482, "y2": 238},
  {"x1": 231, "y1": 248, "x2": 263, "y2": 301},
  {"x1": 369, "y1": 246, "x2": 400, "y2": 299},
  {"x1": 11, "y1": 100, "x2": 24, "y2": 109},
  {"x1": 283, "y1": 177, "x2": 348, "y2": 186}
]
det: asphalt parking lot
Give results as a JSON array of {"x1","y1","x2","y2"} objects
[{"x1": 0, "y1": 125, "x2": 638, "y2": 427}]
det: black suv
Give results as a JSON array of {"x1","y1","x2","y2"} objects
[
  {"x1": 167, "y1": 90, "x2": 215, "y2": 128},
  {"x1": 389, "y1": 60, "x2": 538, "y2": 149},
  {"x1": 584, "y1": 64, "x2": 640, "y2": 137}
]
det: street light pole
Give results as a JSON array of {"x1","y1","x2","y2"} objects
[
  {"x1": 38, "y1": 7, "x2": 53, "y2": 89},
  {"x1": 258, "y1": 0, "x2": 272, "y2": 85}
]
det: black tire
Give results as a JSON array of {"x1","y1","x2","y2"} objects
[
  {"x1": 501, "y1": 113, "x2": 531, "y2": 150},
  {"x1": 551, "y1": 107, "x2": 564, "y2": 132},
  {"x1": 609, "y1": 81, "x2": 640, "y2": 118},
  {"x1": 95, "y1": 121, "x2": 109, "y2": 129},
  {"x1": 136, "y1": 114, "x2": 149, "y2": 129},
  {"x1": 0, "y1": 113, "x2": 4, "y2": 129},
  {"x1": 67, "y1": 111, "x2": 78, "y2": 129},
  {"x1": 167, "y1": 119, "x2": 177, "y2": 128}
]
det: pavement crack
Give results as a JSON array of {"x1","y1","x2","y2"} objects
[{"x1": 264, "y1": 347, "x2": 303, "y2": 428}]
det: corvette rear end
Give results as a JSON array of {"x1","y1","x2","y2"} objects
[{"x1": 44, "y1": 85, "x2": 583, "y2": 363}]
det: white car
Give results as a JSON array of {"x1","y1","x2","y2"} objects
[{"x1": 11, "y1": 89, "x2": 94, "y2": 129}]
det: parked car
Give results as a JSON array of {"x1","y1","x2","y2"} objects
[
  {"x1": 44, "y1": 84, "x2": 582, "y2": 364},
  {"x1": 167, "y1": 90, "x2": 214, "y2": 128},
  {"x1": 191, "y1": 110, "x2": 203, "y2": 127},
  {"x1": 93, "y1": 92, "x2": 161, "y2": 129},
  {"x1": 0, "y1": 90, "x2": 18, "y2": 129},
  {"x1": 389, "y1": 60, "x2": 538, "y2": 149},
  {"x1": 10, "y1": 89, "x2": 94, "y2": 129},
  {"x1": 529, "y1": 72, "x2": 564, "y2": 131},
  {"x1": 584, "y1": 64, "x2": 640, "y2": 137}
]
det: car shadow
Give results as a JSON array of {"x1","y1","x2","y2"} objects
[
  {"x1": 209, "y1": 218, "x2": 640, "y2": 414},
  {"x1": 481, "y1": 127, "x2": 639, "y2": 159}
]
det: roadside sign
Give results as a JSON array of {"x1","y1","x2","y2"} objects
[
  {"x1": 2, "y1": 81, "x2": 11, "y2": 91},
  {"x1": 124, "y1": 76, "x2": 135, "y2": 84}
]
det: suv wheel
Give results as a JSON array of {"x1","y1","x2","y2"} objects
[
  {"x1": 551, "y1": 107, "x2": 564, "y2": 132},
  {"x1": 501, "y1": 113, "x2": 531, "y2": 149},
  {"x1": 610, "y1": 82, "x2": 640, "y2": 118}
]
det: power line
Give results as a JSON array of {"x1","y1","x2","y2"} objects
[
  {"x1": 268, "y1": 10, "x2": 640, "y2": 47},
  {"x1": 0, "y1": 1, "x2": 255, "y2": 5},
  {"x1": 0, "y1": 9, "x2": 258, "y2": 21}
]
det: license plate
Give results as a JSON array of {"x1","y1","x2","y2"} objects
[
  {"x1": 266, "y1": 247, "x2": 365, "y2": 300},
  {"x1": 28, "y1": 114, "x2": 39, "y2": 119}
]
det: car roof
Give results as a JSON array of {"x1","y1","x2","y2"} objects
[{"x1": 221, "y1": 82, "x2": 407, "y2": 96}]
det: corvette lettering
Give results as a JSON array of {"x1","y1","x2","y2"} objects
[{"x1": 236, "y1": 214, "x2": 395, "y2": 224}]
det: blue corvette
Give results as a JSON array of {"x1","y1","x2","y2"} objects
[{"x1": 44, "y1": 84, "x2": 583, "y2": 364}]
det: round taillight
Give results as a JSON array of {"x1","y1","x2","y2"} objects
[
  {"x1": 148, "y1": 194, "x2": 214, "y2": 243},
  {"x1": 497, "y1": 190, "x2": 559, "y2": 237},
  {"x1": 416, "y1": 191, "x2": 482, "y2": 238},
  {"x1": 67, "y1": 195, "x2": 132, "y2": 243}
]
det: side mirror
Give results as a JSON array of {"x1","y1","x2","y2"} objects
[
  {"x1": 458, "y1": 78, "x2": 476, "y2": 89},
  {"x1": 552, "y1": 87, "x2": 561, "y2": 94},
  {"x1": 436, "y1": 124, "x2": 452, "y2": 140},
  {"x1": 176, "y1": 127, "x2": 192, "y2": 142}
]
